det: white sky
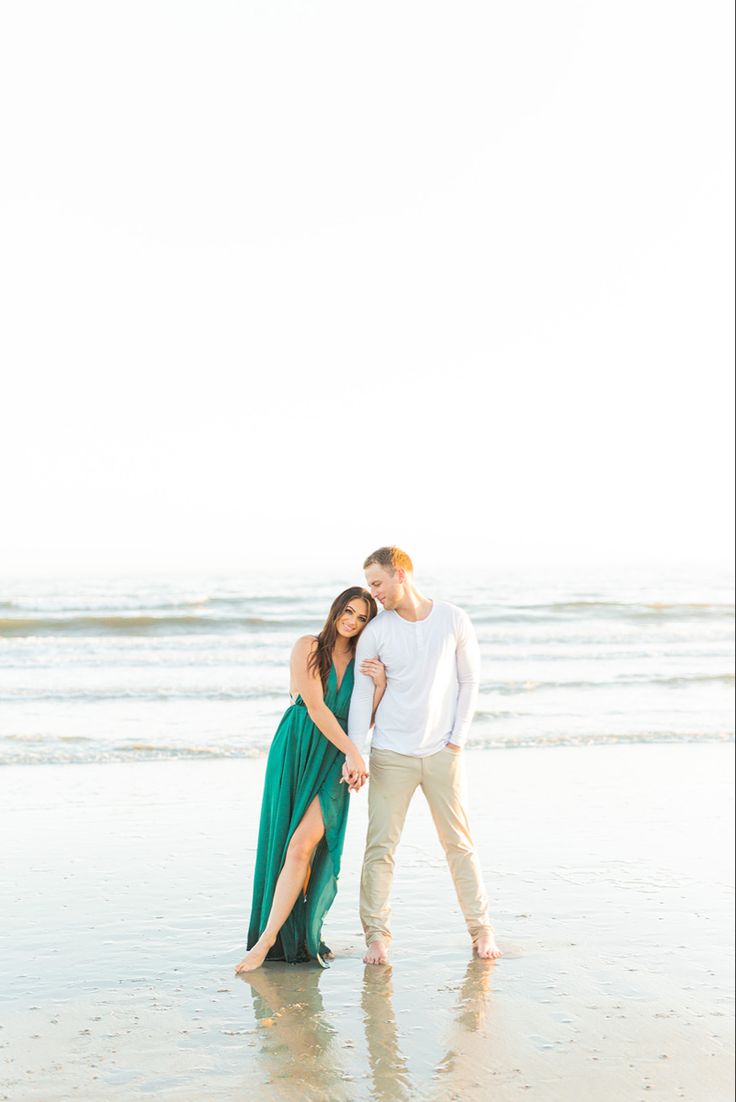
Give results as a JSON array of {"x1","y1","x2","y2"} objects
[{"x1": 1, "y1": 1, "x2": 734, "y2": 577}]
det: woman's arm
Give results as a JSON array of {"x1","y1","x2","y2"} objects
[{"x1": 291, "y1": 637, "x2": 366, "y2": 779}]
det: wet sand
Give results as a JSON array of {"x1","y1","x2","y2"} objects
[{"x1": 1, "y1": 742, "x2": 733, "y2": 1101}]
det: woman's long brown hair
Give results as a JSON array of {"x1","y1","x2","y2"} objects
[{"x1": 307, "y1": 587, "x2": 378, "y2": 691}]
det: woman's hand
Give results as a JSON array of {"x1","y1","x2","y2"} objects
[
  {"x1": 341, "y1": 752, "x2": 368, "y2": 793},
  {"x1": 360, "y1": 657, "x2": 386, "y2": 690},
  {"x1": 345, "y1": 749, "x2": 367, "y2": 780}
]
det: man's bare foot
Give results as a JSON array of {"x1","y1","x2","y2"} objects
[
  {"x1": 234, "y1": 936, "x2": 274, "y2": 974},
  {"x1": 363, "y1": 938, "x2": 390, "y2": 965},
  {"x1": 474, "y1": 931, "x2": 502, "y2": 960}
]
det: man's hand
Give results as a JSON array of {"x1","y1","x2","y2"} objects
[
  {"x1": 341, "y1": 759, "x2": 368, "y2": 792},
  {"x1": 446, "y1": 742, "x2": 462, "y2": 753}
]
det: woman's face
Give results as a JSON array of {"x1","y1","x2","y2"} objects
[{"x1": 335, "y1": 597, "x2": 371, "y2": 640}]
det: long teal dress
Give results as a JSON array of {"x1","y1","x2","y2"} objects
[{"x1": 247, "y1": 659, "x2": 355, "y2": 965}]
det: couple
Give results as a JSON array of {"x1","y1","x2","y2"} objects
[{"x1": 235, "y1": 546, "x2": 501, "y2": 973}]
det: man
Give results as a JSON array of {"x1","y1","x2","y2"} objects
[{"x1": 346, "y1": 545, "x2": 501, "y2": 965}]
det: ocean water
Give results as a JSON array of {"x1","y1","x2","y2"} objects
[{"x1": 0, "y1": 568, "x2": 733, "y2": 765}]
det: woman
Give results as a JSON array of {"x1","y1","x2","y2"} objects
[{"x1": 235, "y1": 586, "x2": 385, "y2": 973}]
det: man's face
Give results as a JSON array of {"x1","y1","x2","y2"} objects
[{"x1": 364, "y1": 564, "x2": 404, "y2": 610}]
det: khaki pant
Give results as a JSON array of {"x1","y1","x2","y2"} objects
[{"x1": 360, "y1": 746, "x2": 493, "y2": 946}]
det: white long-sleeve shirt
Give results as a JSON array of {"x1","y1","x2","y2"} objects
[{"x1": 348, "y1": 600, "x2": 480, "y2": 757}]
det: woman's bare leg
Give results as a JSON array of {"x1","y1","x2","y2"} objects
[{"x1": 235, "y1": 796, "x2": 325, "y2": 973}]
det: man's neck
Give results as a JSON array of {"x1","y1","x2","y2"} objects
[{"x1": 393, "y1": 585, "x2": 433, "y2": 623}]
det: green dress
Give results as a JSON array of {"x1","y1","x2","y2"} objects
[{"x1": 247, "y1": 659, "x2": 355, "y2": 965}]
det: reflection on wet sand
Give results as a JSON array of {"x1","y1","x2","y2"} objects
[
  {"x1": 238, "y1": 956, "x2": 496, "y2": 1101},
  {"x1": 358, "y1": 957, "x2": 495, "y2": 1101},
  {"x1": 431, "y1": 959, "x2": 496, "y2": 1099},
  {"x1": 238, "y1": 962, "x2": 351, "y2": 1102},
  {"x1": 454, "y1": 957, "x2": 495, "y2": 1032},
  {"x1": 360, "y1": 965, "x2": 412, "y2": 1101}
]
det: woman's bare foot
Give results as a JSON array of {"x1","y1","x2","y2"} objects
[
  {"x1": 474, "y1": 931, "x2": 502, "y2": 960},
  {"x1": 234, "y1": 936, "x2": 274, "y2": 974},
  {"x1": 363, "y1": 938, "x2": 390, "y2": 965}
]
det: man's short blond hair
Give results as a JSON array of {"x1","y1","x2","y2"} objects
[{"x1": 363, "y1": 546, "x2": 414, "y2": 574}]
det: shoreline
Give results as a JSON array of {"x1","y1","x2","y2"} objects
[{"x1": 1, "y1": 729, "x2": 733, "y2": 769}]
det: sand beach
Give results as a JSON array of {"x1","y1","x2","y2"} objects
[{"x1": 1, "y1": 741, "x2": 733, "y2": 1101}]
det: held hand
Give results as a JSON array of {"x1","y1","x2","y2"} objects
[
  {"x1": 345, "y1": 750, "x2": 367, "y2": 780},
  {"x1": 348, "y1": 772, "x2": 367, "y2": 793},
  {"x1": 341, "y1": 757, "x2": 368, "y2": 793},
  {"x1": 360, "y1": 657, "x2": 387, "y2": 690}
]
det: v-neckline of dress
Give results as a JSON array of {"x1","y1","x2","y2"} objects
[{"x1": 331, "y1": 656, "x2": 354, "y2": 695}]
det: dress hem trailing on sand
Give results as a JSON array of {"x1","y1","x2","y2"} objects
[{"x1": 246, "y1": 660, "x2": 354, "y2": 964}]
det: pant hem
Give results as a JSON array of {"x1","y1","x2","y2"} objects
[{"x1": 365, "y1": 933, "x2": 392, "y2": 946}]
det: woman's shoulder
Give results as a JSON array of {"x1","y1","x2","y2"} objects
[{"x1": 292, "y1": 634, "x2": 319, "y2": 657}]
